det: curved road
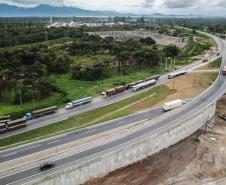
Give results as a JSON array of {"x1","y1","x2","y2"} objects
[{"x1": 0, "y1": 37, "x2": 225, "y2": 184}]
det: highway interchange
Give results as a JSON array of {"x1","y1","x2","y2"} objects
[{"x1": 0, "y1": 34, "x2": 225, "y2": 185}]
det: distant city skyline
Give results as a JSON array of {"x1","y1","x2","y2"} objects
[{"x1": 1, "y1": 0, "x2": 226, "y2": 16}]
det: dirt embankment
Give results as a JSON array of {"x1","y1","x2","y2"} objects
[{"x1": 84, "y1": 95, "x2": 226, "y2": 185}]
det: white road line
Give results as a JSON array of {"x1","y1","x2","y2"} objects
[
  {"x1": 1, "y1": 151, "x2": 18, "y2": 158},
  {"x1": 47, "y1": 140, "x2": 61, "y2": 145}
]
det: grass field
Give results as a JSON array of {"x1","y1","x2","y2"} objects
[
  {"x1": 54, "y1": 67, "x2": 167, "y2": 101},
  {"x1": 0, "y1": 85, "x2": 173, "y2": 149}
]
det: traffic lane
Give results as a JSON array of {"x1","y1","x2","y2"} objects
[
  {"x1": 0, "y1": 107, "x2": 164, "y2": 163},
  {"x1": 2, "y1": 76, "x2": 225, "y2": 185}
]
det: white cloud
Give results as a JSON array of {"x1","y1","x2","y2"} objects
[{"x1": 1, "y1": 0, "x2": 226, "y2": 16}]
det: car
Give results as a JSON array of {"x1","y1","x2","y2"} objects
[
  {"x1": 202, "y1": 58, "x2": 208, "y2": 63},
  {"x1": 39, "y1": 162, "x2": 55, "y2": 171}
]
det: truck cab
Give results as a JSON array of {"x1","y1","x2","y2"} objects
[
  {"x1": 101, "y1": 92, "x2": 107, "y2": 99},
  {"x1": 65, "y1": 102, "x2": 73, "y2": 110},
  {"x1": 24, "y1": 112, "x2": 32, "y2": 120}
]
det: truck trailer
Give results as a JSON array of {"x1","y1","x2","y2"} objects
[
  {"x1": 101, "y1": 86, "x2": 126, "y2": 98},
  {"x1": 162, "y1": 99, "x2": 184, "y2": 112},
  {"x1": 168, "y1": 70, "x2": 187, "y2": 79},
  {"x1": 65, "y1": 97, "x2": 93, "y2": 110},
  {"x1": 145, "y1": 75, "x2": 160, "y2": 81},
  {"x1": 132, "y1": 80, "x2": 156, "y2": 92},
  {"x1": 0, "y1": 115, "x2": 11, "y2": 124},
  {"x1": 6, "y1": 118, "x2": 27, "y2": 130}
]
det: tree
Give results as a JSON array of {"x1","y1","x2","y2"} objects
[
  {"x1": 139, "y1": 37, "x2": 156, "y2": 45},
  {"x1": 163, "y1": 45, "x2": 180, "y2": 58}
]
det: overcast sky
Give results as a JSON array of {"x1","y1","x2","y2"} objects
[{"x1": 1, "y1": 0, "x2": 226, "y2": 16}]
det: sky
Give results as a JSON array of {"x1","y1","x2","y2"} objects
[{"x1": 1, "y1": 0, "x2": 226, "y2": 16}]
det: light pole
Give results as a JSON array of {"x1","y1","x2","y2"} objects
[{"x1": 18, "y1": 90, "x2": 22, "y2": 105}]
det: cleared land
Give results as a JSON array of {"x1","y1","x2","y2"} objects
[{"x1": 84, "y1": 94, "x2": 226, "y2": 185}]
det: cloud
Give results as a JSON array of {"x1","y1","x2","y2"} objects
[
  {"x1": 0, "y1": 0, "x2": 226, "y2": 16},
  {"x1": 162, "y1": 0, "x2": 196, "y2": 9}
]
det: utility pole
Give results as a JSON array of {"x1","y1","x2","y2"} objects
[
  {"x1": 32, "y1": 88, "x2": 36, "y2": 111},
  {"x1": 173, "y1": 77, "x2": 176, "y2": 89},
  {"x1": 18, "y1": 90, "x2": 22, "y2": 105},
  {"x1": 170, "y1": 58, "x2": 173, "y2": 70},
  {"x1": 165, "y1": 58, "x2": 168, "y2": 69},
  {"x1": 120, "y1": 60, "x2": 123, "y2": 81}
]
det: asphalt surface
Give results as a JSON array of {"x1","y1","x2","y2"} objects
[
  {"x1": 0, "y1": 107, "x2": 163, "y2": 163},
  {"x1": 1, "y1": 38, "x2": 225, "y2": 185},
  {"x1": 0, "y1": 36, "x2": 225, "y2": 185},
  {"x1": 0, "y1": 50, "x2": 220, "y2": 139}
]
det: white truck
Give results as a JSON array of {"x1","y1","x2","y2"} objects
[
  {"x1": 168, "y1": 70, "x2": 187, "y2": 79},
  {"x1": 162, "y1": 99, "x2": 184, "y2": 112},
  {"x1": 132, "y1": 80, "x2": 156, "y2": 92}
]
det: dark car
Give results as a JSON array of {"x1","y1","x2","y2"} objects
[
  {"x1": 202, "y1": 59, "x2": 208, "y2": 63},
  {"x1": 39, "y1": 162, "x2": 55, "y2": 171}
]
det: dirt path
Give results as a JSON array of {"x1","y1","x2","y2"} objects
[{"x1": 155, "y1": 73, "x2": 216, "y2": 107}]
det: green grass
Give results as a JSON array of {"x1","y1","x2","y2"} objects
[
  {"x1": 54, "y1": 67, "x2": 166, "y2": 101},
  {"x1": 0, "y1": 85, "x2": 172, "y2": 149},
  {"x1": 71, "y1": 55, "x2": 115, "y2": 66}
]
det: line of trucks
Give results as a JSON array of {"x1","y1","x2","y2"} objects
[
  {"x1": 101, "y1": 75, "x2": 160, "y2": 98},
  {"x1": 0, "y1": 106, "x2": 58, "y2": 133},
  {"x1": 0, "y1": 72, "x2": 188, "y2": 134}
]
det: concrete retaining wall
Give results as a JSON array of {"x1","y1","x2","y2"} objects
[{"x1": 24, "y1": 101, "x2": 216, "y2": 185}]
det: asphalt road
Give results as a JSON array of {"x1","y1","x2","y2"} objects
[
  {"x1": 0, "y1": 37, "x2": 225, "y2": 184},
  {"x1": 0, "y1": 107, "x2": 164, "y2": 163}
]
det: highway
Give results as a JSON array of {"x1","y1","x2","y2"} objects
[
  {"x1": 0, "y1": 36, "x2": 225, "y2": 185},
  {"x1": 0, "y1": 56, "x2": 218, "y2": 162},
  {"x1": 0, "y1": 49, "x2": 220, "y2": 139},
  {"x1": 0, "y1": 106, "x2": 164, "y2": 163}
]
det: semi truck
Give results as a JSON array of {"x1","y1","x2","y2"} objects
[
  {"x1": 222, "y1": 66, "x2": 226, "y2": 75},
  {"x1": 168, "y1": 70, "x2": 187, "y2": 79},
  {"x1": 162, "y1": 99, "x2": 184, "y2": 112},
  {"x1": 0, "y1": 117, "x2": 27, "y2": 133},
  {"x1": 65, "y1": 97, "x2": 93, "y2": 110},
  {"x1": 145, "y1": 75, "x2": 160, "y2": 82},
  {"x1": 25, "y1": 106, "x2": 58, "y2": 120},
  {"x1": 101, "y1": 86, "x2": 126, "y2": 98},
  {"x1": 132, "y1": 79, "x2": 156, "y2": 92}
]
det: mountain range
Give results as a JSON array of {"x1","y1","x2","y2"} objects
[
  {"x1": 0, "y1": 4, "x2": 122, "y2": 17},
  {"x1": 0, "y1": 3, "x2": 201, "y2": 18}
]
